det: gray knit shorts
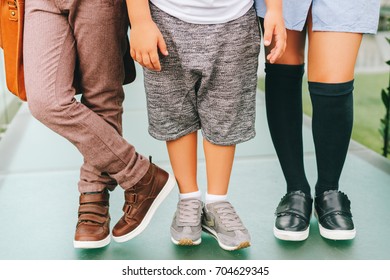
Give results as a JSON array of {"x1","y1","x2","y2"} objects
[{"x1": 143, "y1": 4, "x2": 261, "y2": 146}]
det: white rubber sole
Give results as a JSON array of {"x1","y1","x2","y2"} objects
[
  {"x1": 318, "y1": 223, "x2": 356, "y2": 240},
  {"x1": 202, "y1": 225, "x2": 251, "y2": 251},
  {"x1": 73, "y1": 234, "x2": 111, "y2": 249},
  {"x1": 273, "y1": 226, "x2": 310, "y2": 241},
  {"x1": 314, "y1": 210, "x2": 356, "y2": 240},
  {"x1": 112, "y1": 173, "x2": 176, "y2": 243},
  {"x1": 171, "y1": 237, "x2": 201, "y2": 246}
]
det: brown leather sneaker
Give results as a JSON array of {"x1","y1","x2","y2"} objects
[
  {"x1": 73, "y1": 189, "x2": 111, "y2": 249},
  {"x1": 112, "y1": 162, "x2": 175, "y2": 242}
]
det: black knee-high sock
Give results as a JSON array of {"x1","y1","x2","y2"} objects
[
  {"x1": 265, "y1": 63, "x2": 311, "y2": 195},
  {"x1": 308, "y1": 80, "x2": 354, "y2": 197}
]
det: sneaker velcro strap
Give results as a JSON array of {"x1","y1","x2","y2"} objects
[
  {"x1": 276, "y1": 192, "x2": 313, "y2": 222},
  {"x1": 125, "y1": 193, "x2": 137, "y2": 204},
  {"x1": 315, "y1": 191, "x2": 352, "y2": 220},
  {"x1": 123, "y1": 203, "x2": 132, "y2": 214},
  {"x1": 78, "y1": 213, "x2": 107, "y2": 224},
  {"x1": 79, "y1": 191, "x2": 109, "y2": 204},
  {"x1": 78, "y1": 204, "x2": 108, "y2": 216}
]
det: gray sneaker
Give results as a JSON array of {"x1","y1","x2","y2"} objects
[
  {"x1": 202, "y1": 201, "x2": 251, "y2": 251},
  {"x1": 170, "y1": 199, "x2": 203, "y2": 245}
]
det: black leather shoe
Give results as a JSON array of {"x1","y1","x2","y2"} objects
[
  {"x1": 314, "y1": 190, "x2": 356, "y2": 240},
  {"x1": 274, "y1": 191, "x2": 313, "y2": 241}
]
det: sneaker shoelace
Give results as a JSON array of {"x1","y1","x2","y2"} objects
[
  {"x1": 177, "y1": 199, "x2": 201, "y2": 225},
  {"x1": 214, "y1": 202, "x2": 245, "y2": 231}
]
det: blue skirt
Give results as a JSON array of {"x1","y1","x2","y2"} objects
[{"x1": 255, "y1": 0, "x2": 380, "y2": 34}]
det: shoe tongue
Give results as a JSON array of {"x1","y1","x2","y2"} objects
[
  {"x1": 177, "y1": 216, "x2": 199, "y2": 226},
  {"x1": 212, "y1": 203, "x2": 246, "y2": 230}
]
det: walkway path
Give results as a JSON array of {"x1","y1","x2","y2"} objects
[{"x1": 0, "y1": 64, "x2": 389, "y2": 260}]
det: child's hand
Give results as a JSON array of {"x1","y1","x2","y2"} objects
[
  {"x1": 130, "y1": 20, "x2": 168, "y2": 71},
  {"x1": 263, "y1": 10, "x2": 286, "y2": 64}
]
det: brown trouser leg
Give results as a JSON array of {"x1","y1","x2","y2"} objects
[{"x1": 23, "y1": 0, "x2": 149, "y2": 191}]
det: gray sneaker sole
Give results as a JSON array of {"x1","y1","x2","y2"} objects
[{"x1": 202, "y1": 225, "x2": 250, "y2": 251}]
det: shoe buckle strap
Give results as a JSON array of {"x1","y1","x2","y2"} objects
[
  {"x1": 125, "y1": 193, "x2": 138, "y2": 204},
  {"x1": 276, "y1": 209, "x2": 310, "y2": 223},
  {"x1": 315, "y1": 191, "x2": 352, "y2": 219},
  {"x1": 78, "y1": 213, "x2": 107, "y2": 225},
  {"x1": 78, "y1": 204, "x2": 108, "y2": 216},
  {"x1": 123, "y1": 203, "x2": 133, "y2": 214},
  {"x1": 276, "y1": 195, "x2": 312, "y2": 219},
  {"x1": 79, "y1": 192, "x2": 109, "y2": 204},
  {"x1": 318, "y1": 210, "x2": 352, "y2": 221}
]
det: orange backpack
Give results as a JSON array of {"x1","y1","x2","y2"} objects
[{"x1": 0, "y1": 0, "x2": 26, "y2": 101}]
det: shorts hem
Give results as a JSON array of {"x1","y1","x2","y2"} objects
[
  {"x1": 285, "y1": 24, "x2": 378, "y2": 35},
  {"x1": 148, "y1": 124, "x2": 200, "y2": 142},
  {"x1": 201, "y1": 131, "x2": 256, "y2": 146},
  {"x1": 311, "y1": 26, "x2": 378, "y2": 35}
]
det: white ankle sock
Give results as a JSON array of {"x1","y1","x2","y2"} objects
[
  {"x1": 205, "y1": 193, "x2": 227, "y2": 204},
  {"x1": 179, "y1": 190, "x2": 202, "y2": 201}
]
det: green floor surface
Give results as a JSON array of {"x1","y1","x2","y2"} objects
[{"x1": 0, "y1": 66, "x2": 389, "y2": 260}]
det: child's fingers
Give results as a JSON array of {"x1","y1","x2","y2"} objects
[
  {"x1": 134, "y1": 50, "x2": 153, "y2": 71},
  {"x1": 157, "y1": 34, "x2": 168, "y2": 56},
  {"x1": 268, "y1": 52, "x2": 278, "y2": 64},
  {"x1": 134, "y1": 50, "x2": 143, "y2": 66},
  {"x1": 267, "y1": 42, "x2": 282, "y2": 63},
  {"x1": 130, "y1": 48, "x2": 136, "y2": 60},
  {"x1": 143, "y1": 51, "x2": 164, "y2": 71},
  {"x1": 267, "y1": 45, "x2": 283, "y2": 63},
  {"x1": 266, "y1": 49, "x2": 276, "y2": 64},
  {"x1": 132, "y1": 49, "x2": 161, "y2": 71},
  {"x1": 149, "y1": 51, "x2": 161, "y2": 71},
  {"x1": 263, "y1": 26, "x2": 273, "y2": 47},
  {"x1": 266, "y1": 27, "x2": 286, "y2": 63},
  {"x1": 130, "y1": 30, "x2": 167, "y2": 71}
]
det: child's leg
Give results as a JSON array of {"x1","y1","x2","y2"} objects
[
  {"x1": 261, "y1": 21, "x2": 310, "y2": 196},
  {"x1": 197, "y1": 8, "x2": 259, "y2": 251},
  {"x1": 203, "y1": 139, "x2": 235, "y2": 197},
  {"x1": 201, "y1": 139, "x2": 251, "y2": 250},
  {"x1": 261, "y1": 17, "x2": 313, "y2": 241},
  {"x1": 166, "y1": 131, "x2": 199, "y2": 194},
  {"x1": 261, "y1": 23, "x2": 313, "y2": 241},
  {"x1": 307, "y1": 19, "x2": 361, "y2": 240},
  {"x1": 167, "y1": 132, "x2": 203, "y2": 246},
  {"x1": 307, "y1": 18, "x2": 362, "y2": 195}
]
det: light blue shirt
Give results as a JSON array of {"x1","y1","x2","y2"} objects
[{"x1": 254, "y1": 0, "x2": 380, "y2": 34}]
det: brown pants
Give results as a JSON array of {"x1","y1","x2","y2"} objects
[{"x1": 23, "y1": 0, "x2": 149, "y2": 192}]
